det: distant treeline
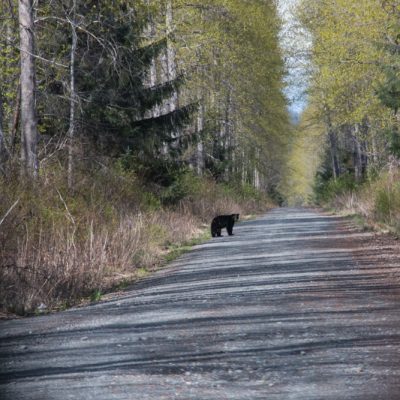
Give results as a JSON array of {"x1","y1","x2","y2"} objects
[{"x1": 282, "y1": 0, "x2": 400, "y2": 210}]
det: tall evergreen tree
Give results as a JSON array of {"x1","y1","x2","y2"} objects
[{"x1": 36, "y1": 1, "x2": 193, "y2": 170}]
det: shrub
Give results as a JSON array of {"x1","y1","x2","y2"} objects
[
  {"x1": 0, "y1": 162, "x2": 273, "y2": 315},
  {"x1": 372, "y1": 172, "x2": 400, "y2": 226},
  {"x1": 315, "y1": 165, "x2": 400, "y2": 233},
  {"x1": 314, "y1": 173, "x2": 358, "y2": 205}
]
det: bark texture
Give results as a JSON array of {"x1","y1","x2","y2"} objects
[
  {"x1": 68, "y1": 0, "x2": 77, "y2": 190},
  {"x1": 19, "y1": 0, "x2": 38, "y2": 177}
]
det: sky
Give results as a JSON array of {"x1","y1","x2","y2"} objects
[{"x1": 277, "y1": 0, "x2": 311, "y2": 121}]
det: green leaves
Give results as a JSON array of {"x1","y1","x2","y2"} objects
[
  {"x1": 289, "y1": 0, "x2": 400, "y2": 198},
  {"x1": 172, "y1": 0, "x2": 290, "y2": 183},
  {"x1": 377, "y1": 69, "x2": 400, "y2": 113},
  {"x1": 0, "y1": 0, "x2": 290, "y2": 191},
  {"x1": 300, "y1": 0, "x2": 388, "y2": 125}
]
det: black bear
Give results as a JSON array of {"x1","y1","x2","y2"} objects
[{"x1": 211, "y1": 214, "x2": 239, "y2": 237}]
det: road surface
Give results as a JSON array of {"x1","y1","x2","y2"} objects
[{"x1": 1, "y1": 208, "x2": 400, "y2": 399}]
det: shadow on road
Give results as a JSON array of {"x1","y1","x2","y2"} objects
[{"x1": 1, "y1": 208, "x2": 400, "y2": 400}]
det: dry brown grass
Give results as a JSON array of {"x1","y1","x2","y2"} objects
[
  {"x1": 0, "y1": 168, "x2": 272, "y2": 315},
  {"x1": 1, "y1": 211, "x2": 201, "y2": 314},
  {"x1": 328, "y1": 164, "x2": 400, "y2": 232}
]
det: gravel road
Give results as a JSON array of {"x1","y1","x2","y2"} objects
[{"x1": 1, "y1": 208, "x2": 400, "y2": 400}]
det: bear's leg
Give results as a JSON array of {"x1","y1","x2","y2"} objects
[
  {"x1": 227, "y1": 220, "x2": 234, "y2": 235},
  {"x1": 211, "y1": 220, "x2": 218, "y2": 237}
]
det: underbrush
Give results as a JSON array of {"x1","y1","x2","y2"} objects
[
  {"x1": 314, "y1": 173, "x2": 359, "y2": 207},
  {"x1": 0, "y1": 162, "x2": 273, "y2": 315},
  {"x1": 315, "y1": 164, "x2": 400, "y2": 232}
]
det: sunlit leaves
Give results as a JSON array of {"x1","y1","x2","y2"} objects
[
  {"x1": 170, "y1": 0, "x2": 290, "y2": 182},
  {"x1": 299, "y1": 0, "x2": 389, "y2": 125}
]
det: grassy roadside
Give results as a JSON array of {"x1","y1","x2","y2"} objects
[
  {"x1": 69, "y1": 228, "x2": 212, "y2": 313},
  {"x1": 41, "y1": 213, "x2": 262, "y2": 315},
  {"x1": 95, "y1": 213, "x2": 261, "y2": 307},
  {"x1": 315, "y1": 167, "x2": 400, "y2": 238},
  {"x1": 0, "y1": 164, "x2": 274, "y2": 317}
]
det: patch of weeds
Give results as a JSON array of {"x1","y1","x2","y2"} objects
[
  {"x1": 148, "y1": 223, "x2": 168, "y2": 246},
  {"x1": 136, "y1": 267, "x2": 148, "y2": 278},
  {"x1": 186, "y1": 232, "x2": 210, "y2": 246},
  {"x1": 164, "y1": 246, "x2": 190, "y2": 263},
  {"x1": 56, "y1": 301, "x2": 71, "y2": 311},
  {"x1": 352, "y1": 214, "x2": 371, "y2": 231},
  {"x1": 132, "y1": 250, "x2": 146, "y2": 265},
  {"x1": 116, "y1": 279, "x2": 130, "y2": 290},
  {"x1": 34, "y1": 308, "x2": 49, "y2": 316},
  {"x1": 90, "y1": 289, "x2": 102, "y2": 302},
  {"x1": 164, "y1": 230, "x2": 210, "y2": 263}
]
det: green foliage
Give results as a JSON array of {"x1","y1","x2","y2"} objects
[
  {"x1": 375, "y1": 187, "x2": 392, "y2": 220},
  {"x1": 280, "y1": 107, "x2": 325, "y2": 206},
  {"x1": 147, "y1": 223, "x2": 168, "y2": 245},
  {"x1": 90, "y1": 289, "x2": 102, "y2": 303},
  {"x1": 164, "y1": 232, "x2": 209, "y2": 263},
  {"x1": 0, "y1": 0, "x2": 287, "y2": 315},
  {"x1": 0, "y1": 152, "x2": 275, "y2": 314},
  {"x1": 319, "y1": 167, "x2": 400, "y2": 233},
  {"x1": 172, "y1": 0, "x2": 290, "y2": 184},
  {"x1": 140, "y1": 192, "x2": 162, "y2": 212},
  {"x1": 295, "y1": 0, "x2": 399, "y2": 196},
  {"x1": 0, "y1": 3, "x2": 19, "y2": 112},
  {"x1": 385, "y1": 128, "x2": 400, "y2": 158},
  {"x1": 136, "y1": 267, "x2": 149, "y2": 279},
  {"x1": 314, "y1": 173, "x2": 358, "y2": 205},
  {"x1": 228, "y1": 182, "x2": 263, "y2": 203},
  {"x1": 160, "y1": 169, "x2": 200, "y2": 204},
  {"x1": 1, "y1": 0, "x2": 290, "y2": 199},
  {"x1": 371, "y1": 174, "x2": 400, "y2": 225},
  {"x1": 377, "y1": 69, "x2": 400, "y2": 114},
  {"x1": 76, "y1": 3, "x2": 192, "y2": 157}
]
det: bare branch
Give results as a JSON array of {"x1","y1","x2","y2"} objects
[{"x1": 0, "y1": 199, "x2": 20, "y2": 228}]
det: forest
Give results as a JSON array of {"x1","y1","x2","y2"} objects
[
  {"x1": 3, "y1": 0, "x2": 400, "y2": 317},
  {"x1": 0, "y1": 0, "x2": 290, "y2": 314},
  {"x1": 282, "y1": 0, "x2": 400, "y2": 229}
]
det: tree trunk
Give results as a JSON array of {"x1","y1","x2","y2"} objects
[
  {"x1": 196, "y1": 100, "x2": 205, "y2": 175},
  {"x1": 6, "y1": 20, "x2": 20, "y2": 157},
  {"x1": 328, "y1": 129, "x2": 340, "y2": 179},
  {"x1": 352, "y1": 125, "x2": 363, "y2": 182},
  {"x1": 19, "y1": 0, "x2": 38, "y2": 177},
  {"x1": 144, "y1": 0, "x2": 160, "y2": 119},
  {"x1": 150, "y1": 59, "x2": 159, "y2": 118},
  {"x1": 324, "y1": 106, "x2": 340, "y2": 179},
  {"x1": 254, "y1": 167, "x2": 260, "y2": 189},
  {"x1": 68, "y1": 0, "x2": 77, "y2": 190},
  {"x1": 166, "y1": 0, "x2": 178, "y2": 111},
  {"x1": 0, "y1": 95, "x2": 5, "y2": 172},
  {"x1": 160, "y1": 0, "x2": 178, "y2": 155},
  {"x1": 371, "y1": 136, "x2": 378, "y2": 166},
  {"x1": 253, "y1": 148, "x2": 261, "y2": 189},
  {"x1": 10, "y1": 85, "x2": 21, "y2": 155},
  {"x1": 241, "y1": 149, "x2": 247, "y2": 184},
  {"x1": 225, "y1": 89, "x2": 234, "y2": 178},
  {"x1": 160, "y1": 0, "x2": 177, "y2": 114}
]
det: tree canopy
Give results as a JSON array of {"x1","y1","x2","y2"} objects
[
  {"x1": 0, "y1": 0, "x2": 290, "y2": 193},
  {"x1": 283, "y1": 0, "x2": 400, "y2": 204}
]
